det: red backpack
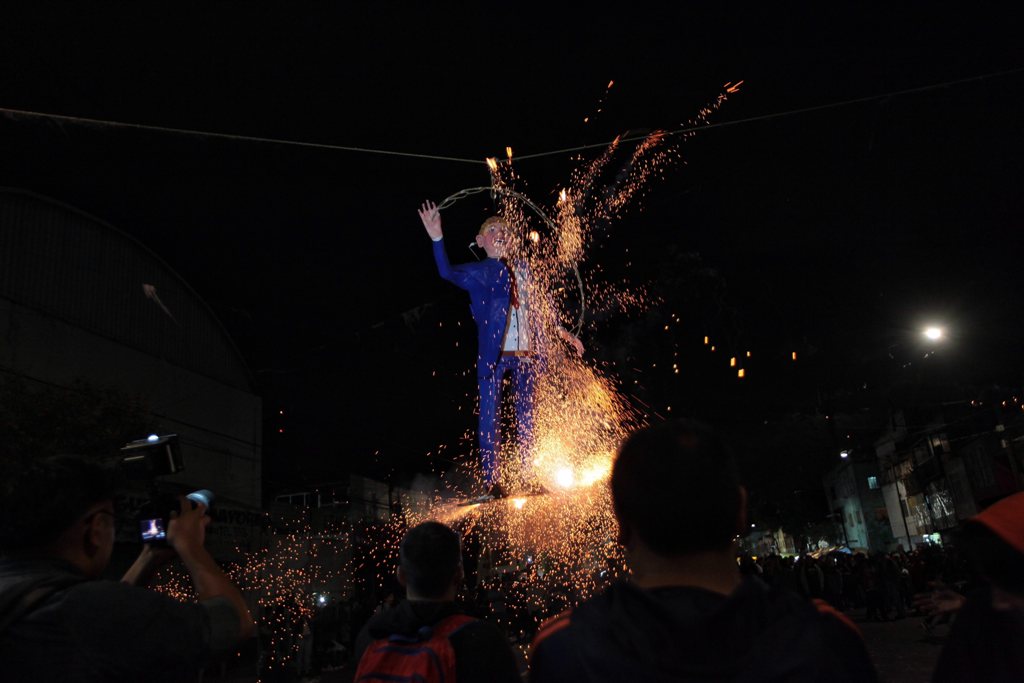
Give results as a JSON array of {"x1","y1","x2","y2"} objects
[{"x1": 355, "y1": 613, "x2": 477, "y2": 683}]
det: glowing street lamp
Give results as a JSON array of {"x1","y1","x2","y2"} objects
[{"x1": 923, "y1": 326, "x2": 944, "y2": 342}]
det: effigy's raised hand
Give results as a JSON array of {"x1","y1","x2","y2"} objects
[
  {"x1": 568, "y1": 333, "x2": 585, "y2": 357},
  {"x1": 418, "y1": 200, "x2": 443, "y2": 239},
  {"x1": 557, "y1": 326, "x2": 585, "y2": 357}
]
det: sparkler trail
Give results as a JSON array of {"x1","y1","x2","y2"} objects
[{"x1": 583, "y1": 80, "x2": 616, "y2": 125}]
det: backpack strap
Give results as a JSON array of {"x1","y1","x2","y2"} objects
[
  {"x1": 429, "y1": 613, "x2": 476, "y2": 640},
  {"x1": 0, "y1": 574, "x2": 87, "y2": 635},
  {"x1": 812, "y1": 598, "x2": 862, "y2": 637},
  {"x1": 386, "y1": 613, "x2": 476, "y2": 644},
  {"x1": 532, "y1": 608, "x2": 573, "y2": 650}
]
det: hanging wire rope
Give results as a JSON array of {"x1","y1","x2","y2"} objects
[
  {"x1": 2, "y1": 65, "x2": 1022, "y2": 166},
  {"x1": 512, "y1": 66, "x2": 1024, "y2": 162},
  {"x1": 437, "y1": 186, "x2": 586, "y2": 334},
  {"x1": 0, "y1": 106, "x2": 485, "y2": 165}
]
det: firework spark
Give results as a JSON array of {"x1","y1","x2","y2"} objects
[
  {"x1": 153, "y1": 83, "x2": 741, "y2": 648},
  {"x1": 404, "y1": 82, "x2": 740, "y2": 621},
  {"x1": 153, "y1": 516, "x2": 352, "y2": 672}
]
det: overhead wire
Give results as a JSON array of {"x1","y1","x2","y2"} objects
[
  {"x1": 0, "y1": 106, "x2": 484, "y2": 165},
  {"x1": 1, "y1": 66, "x2": 1021, "y2": 166}
]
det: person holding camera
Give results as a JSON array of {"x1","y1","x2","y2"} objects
[{"x1": 0, "y1": 455, "x2": 255, "y2": 682}]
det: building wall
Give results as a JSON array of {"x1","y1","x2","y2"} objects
[
  {"x1": 824, "y1": 460, "x2": 889, "y2": 551},
  {"x1": 1, "y1": 189, "x2": 262, "y2": 515},
  {"x1": 881, "y1": 480, "x2": 920, "y2": 550},
  {"x1": 0, "y1": 189, "x2": 252, "y2": 389},
  {"x1": 874, "y1": 405, "x2": 1024, "y2": 547}
]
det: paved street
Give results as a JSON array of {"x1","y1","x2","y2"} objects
[{"x1": 853, "y1": 609, "x2": 947, "y2": 683}]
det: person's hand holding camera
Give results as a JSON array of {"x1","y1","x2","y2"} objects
[
  {"x1": 167, "y1": 495, "x2": 211, "y2": 559},
  {"x1": 122, "y1": 496, "x2": 208, "y2": 586}
]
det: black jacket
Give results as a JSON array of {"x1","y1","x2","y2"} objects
[{"x1": 531, "y1": 577, "x2": 878, "y2": 682}]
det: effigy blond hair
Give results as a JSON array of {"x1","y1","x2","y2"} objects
[{"x1": 479, "y1": 216, "x2": 507, "y2": 235}]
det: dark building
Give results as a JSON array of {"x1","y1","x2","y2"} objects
[
  {"x1": 0, "y1": 188, "x2": 262, "y2": 555},
  {"x1": 823, "y1": 452, "x2": 891, "y2": 552},
  {"x1": 874, "y1": 404, "x2": 1024, "y2": 549}
]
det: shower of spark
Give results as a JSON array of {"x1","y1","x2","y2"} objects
[
  {"x1": 152, "y1": 516, "x2": 352, "y2": 673},
  {"x1": 152, "y1": 84, "x2": 742, "y2": 651},
  {"x1": 406, "y1": 82, "x2": 741, "y2": 617}
]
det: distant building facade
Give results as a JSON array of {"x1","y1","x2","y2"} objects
[
  {"x1": 274, "y1": 475, "x2": 436, "y2": 523},
  {"x1": 823, "y1": 455, "x2": 892, "y2": 552},
  {"x1": 874, "y1": 405, "x2": 1023, "y2": 549}
]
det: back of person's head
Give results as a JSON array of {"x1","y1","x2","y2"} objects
[
  {"x1": 399, "y1": 521, "x2": 462, "y2": 599},
  {"x1": 960, "y1": 492, "x2": 1024, "y2": 597},
  {"x1": 612, "y1": 419, "x2": 741, "y2": 557},
  {"x1": 0, "y1": 455, "x2": 118, "y2": 554}
]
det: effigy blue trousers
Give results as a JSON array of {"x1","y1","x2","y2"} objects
[{"x1": 478, "y1": 355, "x2": 537, "y2": 485}]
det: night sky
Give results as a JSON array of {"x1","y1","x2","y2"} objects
[{"x1": 3, "y1": 4, "x2": 1023, "y2": 494}]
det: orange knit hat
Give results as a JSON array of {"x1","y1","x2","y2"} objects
[{"x1": 969, "y1": 491, "x2": 1024, "y2": 555}]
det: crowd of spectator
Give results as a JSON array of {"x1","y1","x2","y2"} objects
[
  {"x1": 739, "y1": 543, "x2": 971, "y2": 623},
  {"x1": 2, "y1": 420, "x2": 1022, "y2": 682}
]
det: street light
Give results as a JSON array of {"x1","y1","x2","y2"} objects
[{"x1": 923, "y1": 326, "x2": 944, "y2": 342}]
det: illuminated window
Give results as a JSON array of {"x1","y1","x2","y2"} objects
[{"x1": 867, "y1": 476, "x2": 879, "y2": 490}]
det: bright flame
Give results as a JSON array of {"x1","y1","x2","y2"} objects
[
  {"x1": 486, "y1": 157, "x2": 498, "y2": 171},
  {"x1": 555, "y1": 467, "x2": 575, "y2": 488},
  {"x1": 506, "y1": 146, "x2": 513, "y2": 160},
  {"x1": 579, "y1": 461, "x2": 612, "y2": 487},
  {"x1": 559, "y1": 189, "x2": 567, "y2": 203},
  {"x1": 529, "y1": 230, "x2": 540, "y2": 243},
  {"x1": 512, "y1": 497, "x2": 527, "y2": 509}
]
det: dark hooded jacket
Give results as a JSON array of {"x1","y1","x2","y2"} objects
[
  {"x1": 530, "y1": 577, "x2": 878, "y2": 682},
  {"x1": 0, "y1": 557, "x2": 240, "y2": 683},
  {"x1": 352, "y1": 599, "x2": 520, "y2": 683}
]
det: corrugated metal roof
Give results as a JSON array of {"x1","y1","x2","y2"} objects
[{"x1": 0, "y1": 188, "x2": 253, "y2": 391}]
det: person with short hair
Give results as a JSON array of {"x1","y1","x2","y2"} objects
[
  {"x1": 418, "y1": 200, "x2": 583, "y2": 494},
  {"x1": 0, "y1": 455, "x2": 255, "y2": 681},
  {"x1": 530, "y1": 419, "x2": 879, "y2": 682},
  {"x1": 353, "y1": 520, "x2": 520, "y2": 683}
]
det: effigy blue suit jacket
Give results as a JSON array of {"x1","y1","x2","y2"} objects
[{"x1": 432, "y1": 238, "x2": 512, "y2": 377}]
